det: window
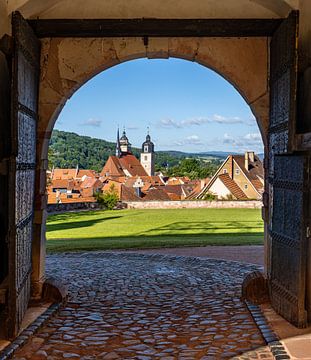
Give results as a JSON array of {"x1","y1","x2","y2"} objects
[
  {"x1": 144, "y1": 155, "x2": 148, "y2": 161},
  {"x1": 223, "y1": 169, "x2": 227, "y2": 174},
  {"x1": 144, "y1": 145, "x2": 148, "y2": 152},
  {"x1": 235, "y1": 169, "x2": 240, "y2": 175},
  {"x1": 244, "y1": 184, "x2": 248, "y2": 189}
]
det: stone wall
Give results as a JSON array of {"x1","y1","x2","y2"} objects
[
  {"x1": 47, "y1": 202, "x2": 100, "y2": 213},
  {"x1": 126, "y1": 200, "x2": 262, "y2": 209}
]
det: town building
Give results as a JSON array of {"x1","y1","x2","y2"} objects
[
  {"x1": 195, "y1": 151, "x2": 264, "y2": 200},
  {"x1": 140, "y1": 131, "x2": 155, "y2": 176}
]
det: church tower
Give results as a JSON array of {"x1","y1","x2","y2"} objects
[
  {"x1": 115, "y1": 128, "x2": 121, "y2": 157},
  {"x1": 140, "y1": 130, "x2": 155, "y2": 176},
  {"x1": 119, "y1": 129, "x2": 132, "y2": 154}
]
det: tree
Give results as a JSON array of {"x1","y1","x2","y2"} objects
[{"x1": 95, "y1": 183, "x2": 119, "y2": 210}]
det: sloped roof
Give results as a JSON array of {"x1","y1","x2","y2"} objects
[
  {"x1": 119, "y1": 154, "x2": 148, "y2": 177},
  {"x1": 218, "y1": 173, "x2": 247, "y2": 200},
  {"x1": 120, "y1": 185, "x2": 142, "y2": 202},
  {"x1": 52, "y1": 168, "x2": 96, "y2": 180},
  {"x1": 186, "y1": 178, "x2": 210, "y2": 199},
  {"x1": 80, "y1": 177, "x2": 102, "y2": 189},
  {"x1": 140, "y1": 176, "x2": 164, "y2": 185},
  {"x1": 52, "y1": 169, "x2": 77, "y2": 180},
  {"x1": 100, "y1": 156, "x2": 125, "y2": 177},
  {"x1": 51, "y1": 179, "x2": 76, "y2": 189},
  {"x1": 142, "y1": 188, "x2": 171, "y2": 201},
  {"x1": 100, "y1": 154, "x2": 148, "y2": 178},
  {"x1": 162, "y1": 185, "x2": 184, "y2": 196}
]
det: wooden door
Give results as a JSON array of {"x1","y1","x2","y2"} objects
[
  {"x1": 269, "y1": 11, "x2": 309, "y2": 327},
  {"x1": 270, "y1": 155, "x2": 309, "y2": 327},
  {"x1": 7, "y1": 11, "x2": 40, "y2": 338}
]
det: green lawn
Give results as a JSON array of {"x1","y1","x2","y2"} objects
[{"x1": 46, "y1": 208, "x2": 264, "y2": 252}]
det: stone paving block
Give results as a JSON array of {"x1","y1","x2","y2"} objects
[{"x1": 12, "y1": 253, "x2": 275, "y2": 359}]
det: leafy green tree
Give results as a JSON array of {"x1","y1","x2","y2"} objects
[{"x1": 95, "y1": 184, "x2": 119, "y2": 210}]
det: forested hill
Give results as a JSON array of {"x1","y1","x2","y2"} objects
[
  {"x1": 49, "y1": 130, "x2": 137, "y2": 171},
  {"x1": 49, "y1": 130, "x2": 223, "y2": 177}
]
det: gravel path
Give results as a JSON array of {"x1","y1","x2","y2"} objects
[{"x1": 14, "y1": 252, "x2": 272, "y2": 359}]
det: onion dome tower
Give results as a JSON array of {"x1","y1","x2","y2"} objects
[
  {"x1": 140, "y1": 129, "x2": 155, "y2": 176},
  {"x1": 119, "y1": 129, "x2": 132, "y2": 154}
]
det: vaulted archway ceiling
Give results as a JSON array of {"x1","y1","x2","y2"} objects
[{"x1": 7, "y1": 0, "x2": 298, "y2": 19}]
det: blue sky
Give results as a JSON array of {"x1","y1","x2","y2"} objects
[{"x1": 56, "y1": 58, "x2": 263, "y2": 154}]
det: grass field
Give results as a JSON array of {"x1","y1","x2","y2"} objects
[{"x1": 46, "y1": 208, "x2": 264, "y2": 252}]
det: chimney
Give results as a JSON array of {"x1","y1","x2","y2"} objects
[
  {"x1": 245, "y1": 152, "x2": 248, "y2": 171},
  {"x1": 245, "y1": 151, "x2": 255, "y2": 171},
  {"x1": 228, "y1": 155, "x2": 234, "y2": 179}
]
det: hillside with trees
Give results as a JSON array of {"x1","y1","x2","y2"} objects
[{"x1": 49, "y1": 130, "x2": 223, "y2": 178}]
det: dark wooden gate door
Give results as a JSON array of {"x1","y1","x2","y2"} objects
[
  {"x1": 8, "y1": 11, "x2": 40, "y2": 338},
  {"x1": 269, "y1": 11, "x2": 309, "y2": 327}
]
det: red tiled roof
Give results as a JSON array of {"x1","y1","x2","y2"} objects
[
  {"x1": 100, "y1": 154, "x2": 148, "y2": 178},
  {"x1": 165, "y1": 192, "x2": 180, "y2": 201},
  {"x1": 119, "y1": 154, "x2": 148, "y2": 177},
  {"x1": 142, "y1": 188, "x2": 171, "y2": 201},
  {"x1": 100, "y1": 156, "x2": 125, "y2": 177},
  {"x1": 80, "y1": 177, "x2": 102, "y2": 189},
  {"x1": 52, "y1": 168, "x2": 97, "y2": 180},
  {"x1": 51, "y1": 179, "x2": 77, "y2": 190},
  {"x1": 120, "y1": 185, "x2": 142, "y2": 202},
  {"x1": 162, "y1": 185, "x2": 184, "y2": 196},
  {"x1": 140, "y1": 176, "x2": 164, "y2": 185},
  {"x1": 186, "y1": 178, "x2": 211, "y2": 199},
  {"x1": 218, "y1": 174, "x2": 247, "y2": 200}
]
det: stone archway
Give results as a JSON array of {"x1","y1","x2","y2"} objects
[{"x1": 32, "y1": 35, "x2": 270, "y2": 297}]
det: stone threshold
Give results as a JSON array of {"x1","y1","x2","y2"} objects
[
  {"x1": 0, "y1": 303, "x2": 60, "y2": 360},
  {"x1": 246, "y1": 300, "x2": 291, "y2": 359}
]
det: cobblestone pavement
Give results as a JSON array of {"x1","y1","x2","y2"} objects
[{"x1": 13, "y1": 253, "x2": 274, "y2": 359}]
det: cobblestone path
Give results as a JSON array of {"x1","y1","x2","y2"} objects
[{"x1": 14, "y1": 253, "x2": 274, "y2": 359}]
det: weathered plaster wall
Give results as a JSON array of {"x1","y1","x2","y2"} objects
[
  {"x1": 38, "y1": 36, "x2": 269, "y2": 151},
  {"x1": 0, "y1": 2, "x2": 9, "y2": 37}
]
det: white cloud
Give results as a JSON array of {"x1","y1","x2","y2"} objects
[
  {"x1": 158, "y1": 118, "x2": 182, "y2": 128},
  {"x1": 221, "y1": 132, "x2": 263, "y2": 152},
  {"x1": 174, "y1": 135, "x2": 204, "y2": 146},
  {"x1": 80, "y1": 118, "x2": 102, "y2": 127},
  {"x1": 210, "y1": 114, "x2": 244, "y2": 124},
  {"x1": 158, "y1": 114, "x2": 254, "y2": 129}
]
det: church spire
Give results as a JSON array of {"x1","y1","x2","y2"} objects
[{"x1": 116, "y1": 127, "x2": 121, "y2": 157}]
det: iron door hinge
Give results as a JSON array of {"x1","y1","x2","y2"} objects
[{"x1": 306, "y1": 226, "x2": 311, "y2": 239}]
